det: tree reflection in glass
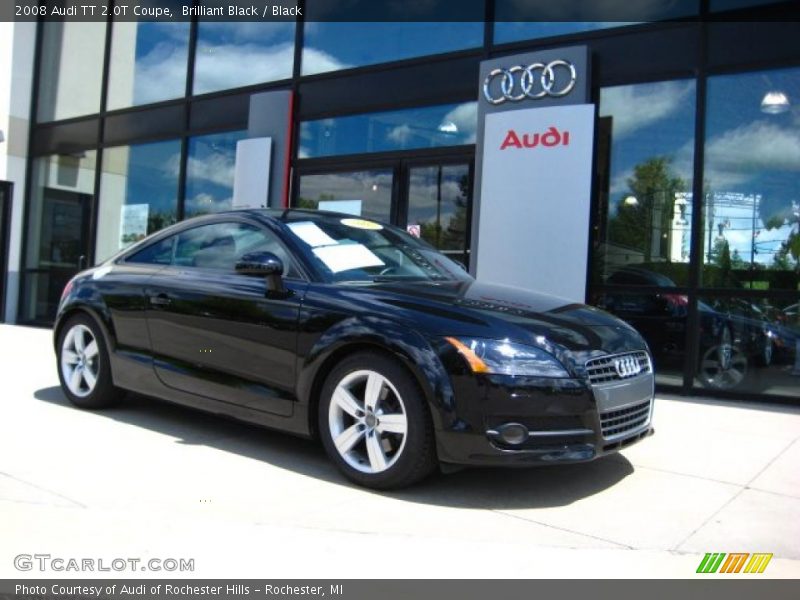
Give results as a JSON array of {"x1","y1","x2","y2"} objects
[{"x1": 595, "y1": 80, "x2": 696, "y2": 287}]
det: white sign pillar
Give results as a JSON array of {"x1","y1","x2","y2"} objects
[
  {"x1": 232, "y1": 137, "x2": 272, "y2": 209},
  {"x1": 471, "y1": 46, "x2": 595, "y2": 303}
]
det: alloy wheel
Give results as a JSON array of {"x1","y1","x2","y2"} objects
[
  {"x1": 328, "y1": 369, "x2": 408, "y2": 474},
  {"x1": 60, "y1": 324, "x2": 100, "y2": 398},
  {"x1": 701, "y1": 344, "x2": 747, "y2": 389}
]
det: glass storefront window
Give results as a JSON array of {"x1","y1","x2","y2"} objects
[
  {"x1": 693, "y1": 295, "x2": 799, "y2": 399},
  {"x1": 184, "y1": 130, "x2": 248, "y2": 218},
  {"x1": 22, "y1": 151, "x2": 97, "y2": 321},
  {"x1": 106, "y1": 21, "x2": 190, "y2": 110},
  {"x1": 194, "y1": 22, "x2": 295, "y2": 95},
  {"x1": 295, "y1": 170, "x2": 393, "y2": 223},
  {"x1": 493, "y1": 0, "x2": 696, "y2": 43},
  {"x1": 299, "y1": 103, "x2": 477, "y2": 158},
  {"x1": 594, "y1": 79, "x2": 697, "y2": 287},
  {"x1": 406, "y1": 164, "x2": 471, "y2": 264},
  {"x1": 301, "y1": 21, "x2": 483, "y2": 76},
  {"x1": 37, "y1": 19, "x2": 107, "y2": 122},
  {"x1": 95, "y1": 141, "x2": 180, "y2": 262},
  {"x1": 702, "y1": 67, "x2": 800, "y2": 291},
  {"x1": 494, "y1": 22, "x2": 633, "y2": 44}
]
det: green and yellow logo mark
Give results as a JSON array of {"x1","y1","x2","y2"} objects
[{"x1": 696, "y1": 552, "x2": 773, "y2": 574}]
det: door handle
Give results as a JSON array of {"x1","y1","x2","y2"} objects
[{"x1": 149, "y1": 293, "x2": 172, "y2": 307}]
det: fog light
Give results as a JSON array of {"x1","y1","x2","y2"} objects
[{"x1": 497, "y1": 423, "x2": 529, "y2": 445}]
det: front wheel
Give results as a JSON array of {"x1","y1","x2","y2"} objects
[
  {"x1": 319, "y1": 352, "x2": 437, "y2": 489},
  {"x1": 57, "y1": 313, "x2": 124, "y2": 409}
]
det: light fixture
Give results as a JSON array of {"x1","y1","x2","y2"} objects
[
  {"x1": 371, "y1": 184, "x2": 378, "y2": 192},
  {"x1": 760, "y1": 90, "x2": 790, "y2": 114},
  {"x1": 437, "y1": 121, "x2": 458, "y2": 134},
  {"x1": 623, "y1": 195, "x2": 639, "y2": 206}
]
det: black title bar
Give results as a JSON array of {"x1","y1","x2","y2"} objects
[{"x1": 3, "y1": 0, "x2": 800, "y2": 22}]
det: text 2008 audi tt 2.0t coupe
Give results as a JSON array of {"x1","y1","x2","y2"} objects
[{"x1": 54, "y1": 209, "x2": 654, "y2": 489}]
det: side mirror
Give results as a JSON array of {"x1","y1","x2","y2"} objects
[{"x1": 235, "y1": 251, "x2": 287, "y2": 295}]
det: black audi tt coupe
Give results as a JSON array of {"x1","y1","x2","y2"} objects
[{"x1": 54, "y1": 209, "x2": 654, "y2": 489}]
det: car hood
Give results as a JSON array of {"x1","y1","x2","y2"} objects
[{"x1": 342, "y1": 279, "x2": 647, "y2": 355}]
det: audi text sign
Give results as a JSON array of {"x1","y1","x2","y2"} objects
[
  {"x1": 476, "y1": 105, "x2": 595, "y2": 301},
  {"x1": 499, "y1": 127, "x2": 571, "y2": 150},
  {"x1": 471, "y1": 47, "x2": 594, "y2": 303}
]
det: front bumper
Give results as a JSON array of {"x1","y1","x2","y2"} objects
[{"x1": 435, "y1": 370, "x2": 655, "y2": 467}]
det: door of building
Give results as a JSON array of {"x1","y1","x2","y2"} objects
[
  {"x1": 0, "y1": 181, "x2": 12, "y2": 321},
  {"x1": 20, "y1": 188, "x2": 91, "y2": 323},
  {"x1": 400, "y1": 159, "x2": 473, "y2": 269},
  {"x1": 294, "y1": 151, "x2": 474, "y2": 269}
]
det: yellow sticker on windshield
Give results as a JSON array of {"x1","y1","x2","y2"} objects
[{"x1": 341, "y1": 218, "x2": 383, "y2": 230}]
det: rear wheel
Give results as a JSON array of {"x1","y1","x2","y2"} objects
[
  {"x1": 57, "y1": 314, "x2": 123, "y2": 409},
  {"x1": 319, "y1": 352, "x2": 437, "y2": 489}
]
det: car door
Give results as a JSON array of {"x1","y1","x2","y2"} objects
[{"x1": 144, "y1": 219, "x2": 307, "y2": 416}]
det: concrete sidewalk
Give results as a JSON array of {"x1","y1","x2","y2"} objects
[{"x1": 1, "y1": 323, "x2": 799, "y2": 578}]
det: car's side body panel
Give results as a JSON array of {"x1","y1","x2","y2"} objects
[
  {"x1": 55, "y1": 276, "x2": 314, "y2": 436},
  {"x1": 295, "y1": 285, "x2": 459, "y2": 436},
  {"x1": 144, "y1": 267, "x2": 307, "y2": 417}
]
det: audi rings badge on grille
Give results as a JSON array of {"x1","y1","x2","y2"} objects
[
  {"x1": 614, "y1": 356, "x2": 642, "y2": 378},
  {"x1": 483, "y1": 60, "x2": 577, "y2": 105}
]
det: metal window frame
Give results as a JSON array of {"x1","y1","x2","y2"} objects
[{"x1": 0, "y1": 181, "x2": 13, "y2": 321}]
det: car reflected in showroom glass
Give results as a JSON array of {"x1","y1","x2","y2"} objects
[
  {"x1": 54, "y1": 210, "x2": 655, "y2": 489},
  {"x1": 694, "y1": 296, "x2": 799, "y2": 396},
  {"x1": 595, "y1": 266, "x2": 798, "y2": 394}
]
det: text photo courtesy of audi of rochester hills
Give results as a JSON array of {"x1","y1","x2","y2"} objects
[{"x1": 1, "y1": 0, "x2": 800, "y2": 595}]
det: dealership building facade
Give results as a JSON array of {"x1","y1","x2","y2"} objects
[{"x1": 0, "y1": 1, "x2": 799, "y2": 403}]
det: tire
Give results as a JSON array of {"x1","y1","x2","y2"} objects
[
  {"x1": 56, "y1": 313, "x2": 124, "y2": 409},
  {"x1": 318, "y1": 352, "x2": 437, "y2": 489}
]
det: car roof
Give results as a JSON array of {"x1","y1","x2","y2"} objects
[{"x1": 231, "y1": 208, "x2": 388, "y2": 224}]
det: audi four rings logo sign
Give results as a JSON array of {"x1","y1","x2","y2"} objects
[
  {"x1": 614, "y1": 356, "x2": 642, "y2": 378},
  {"x1": 483, "y1": 60, "x2": 577, "y2": 105}
]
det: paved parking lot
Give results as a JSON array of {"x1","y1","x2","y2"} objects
[{"x1": 1, "y1": 323, "x2": 799, "y2": 578}]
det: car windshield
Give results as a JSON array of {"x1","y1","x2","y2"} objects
[{"x1": 280, "y1": 212, "x2": 473, "y2": 284}]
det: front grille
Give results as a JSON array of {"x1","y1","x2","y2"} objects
[
  {"x1": 585, "y1": 351, "x2": 651, "y2": 385},
  {"x1": 600, "y1": 399, "x2": 651, "y2": 440}
]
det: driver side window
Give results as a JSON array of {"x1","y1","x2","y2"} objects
[{"x1": 128, "y1": 222, "x2": 300, "y2": 278}]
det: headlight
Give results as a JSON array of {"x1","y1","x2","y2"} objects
[{"x1": 444, "y1": 337, "x2": 569, "y2": 378}]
